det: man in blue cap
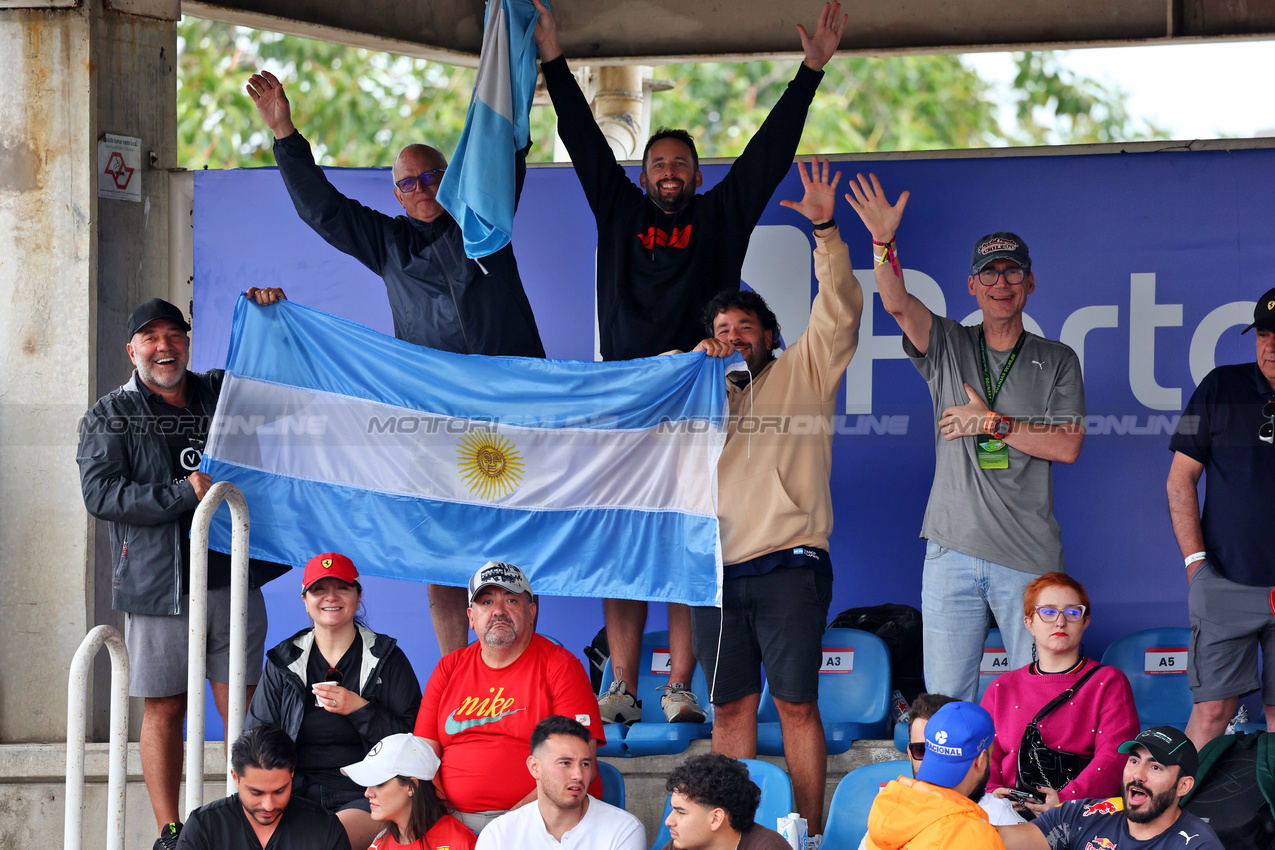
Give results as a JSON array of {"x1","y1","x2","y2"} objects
[
  {"x1": 863, "y1": 701, "x2": 1005, "y2": 849},
  {"x1": 996, "y1": 726, "x2": 1222, "y2": 850}
]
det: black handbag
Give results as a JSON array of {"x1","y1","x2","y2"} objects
[{"x1": 1016, "y1": 664, "x2": 1104, "y2": 797}]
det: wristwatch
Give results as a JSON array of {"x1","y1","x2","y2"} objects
[{"x1": 987, "y1": 412, "x2": 1011, "y2": 439}]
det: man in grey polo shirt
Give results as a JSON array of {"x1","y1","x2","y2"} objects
[{"x1": 847, "y1": 175, "x2": 1086, "y2": 701}]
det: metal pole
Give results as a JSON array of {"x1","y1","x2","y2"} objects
[
  {"x1": 65, "y1": 625, "x2": 130, "y2": 850},
  {"x1": 185, "y1": 480, "x2": 251, "y2": 812}
]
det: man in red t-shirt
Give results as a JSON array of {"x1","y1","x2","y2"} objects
[{"x1": 415, "y1": 561, "x2": 604, "y2": 834}]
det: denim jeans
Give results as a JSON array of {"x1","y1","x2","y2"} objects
[{"x1": 921, "y1": 542, "x2": 1036, "y2": 702}]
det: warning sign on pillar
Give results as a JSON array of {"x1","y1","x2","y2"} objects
[{"x1": 98, "y1": 134, "x2": 141, "y2": 202}]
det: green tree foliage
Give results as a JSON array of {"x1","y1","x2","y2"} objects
[{"x1": 176, "y1": 16, "x2": 1163, "y2": 170}]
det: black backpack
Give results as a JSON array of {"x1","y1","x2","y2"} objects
[
  {"x1": 829, "y1": 603, "x2": 924, "y2": 704},
  {"x1": 1182, "y1": 730, "x2": 1275, "y2": 850}
]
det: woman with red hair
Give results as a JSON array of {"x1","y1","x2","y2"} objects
[{"x1": 980, "y1": 572, "x2": 1139, "y2": 816}]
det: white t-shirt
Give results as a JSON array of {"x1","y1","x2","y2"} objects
[
  {"x1": 855, "y1": 792, "x2": 1025, "y2": 850},
  {"x1": 475, "y1": 797, "x2": 645, "y2": 850}
]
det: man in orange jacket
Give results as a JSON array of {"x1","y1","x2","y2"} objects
[{"x1": 864, "y1": 701, "x2": 1006, "y2": 849}]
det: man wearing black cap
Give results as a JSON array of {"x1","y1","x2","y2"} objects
[
  {"x1": 997, "y1": 726, "x2": 1222, "y2": 849},
  {"x1": 848, "y1": 177, "x2": 1086, "y2": 703},
  {"x1": 77, "y1": 294, "x2": 287, "y2": 850},
  {"x1": 1168, "y1": 286, "x2": 1275, "y2": 751}
]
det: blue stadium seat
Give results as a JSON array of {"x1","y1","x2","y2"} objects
[
  {"x1": 597, "y1": 759, "x2": 625, "y2": 809},
  {"x1": 893, "y1": 719, "x2": 909, "y2": 753},
  {"x1": 650, "y1": 758, "x2": 793, "y2": 850},
  {"x1": 821, "y1": 759, "x2": 911, "y2": 850},
  {"x1": 756, "y1": 628, "x2": 892, "y2": 756},
  {"x1": 620, "y1": 630, "x2": 713, "y2": 757},
  {"x1": 977, "y1": 627, "x2": 1010, "y2": 700},
  {"x1": 1100, "y1": 627, "x2": 1192, "y2": 730}
]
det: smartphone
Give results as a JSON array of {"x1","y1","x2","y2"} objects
[{"x1": 1007, "y1": 788, "x2": 1045, "y2": 804}]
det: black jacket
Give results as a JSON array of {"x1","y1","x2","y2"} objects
[
  {"x1": 273, "y1": 130, "x2": 545, "y2": 358},
  {"x1": 245, "y1": 624, "x2": 421, "y2": 751},
  {"x1": 543, "y1": 56, "x2": 822, "y2": 361}
]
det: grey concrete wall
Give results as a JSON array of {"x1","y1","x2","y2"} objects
[{"x1": 0, "y1": 0, "x2": 176, "y2": 744}]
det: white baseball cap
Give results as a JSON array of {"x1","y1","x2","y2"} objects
[
  {"x1": 467, "y1": 560, "x2": 532, "y2": 605},
  {"x1": 341, "y1": 734, "x2": 440, "y2": 786}
]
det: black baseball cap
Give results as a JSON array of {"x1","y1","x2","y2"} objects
[
  {"x1": 1242, "y1": 286, "x2": 1275, "y2": 335},
  {"x1": 971, "y1": 232, "x2": 1031, "y2": 273},
  {"x1": 1117, "y1": 726, "x2": 1199, "y2": 777},
  {"x1": 127, "y1": 298, "x2": 191, "y2": 338}
]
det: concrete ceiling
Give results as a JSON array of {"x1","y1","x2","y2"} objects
[{"x1": 183, "y1": 0, "x2": 1275, "y2": 67}]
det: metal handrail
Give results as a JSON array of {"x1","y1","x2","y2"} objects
[
  {"x1": 185, "y1": 480, "x2": 251, "y2": 813},
  {"x1": 65, "y1": 625, "x2": 130, "y2": 850}
]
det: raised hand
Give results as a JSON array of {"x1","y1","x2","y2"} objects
[
  {"x1": 779, "y1": 155, "x2": 841, "y2": 225},
  {"x1": 798, "y1": 1, "x2": 847, "y2": 72},
  {"x1": 530, "y1": 0, "x2": 562, "y2": 63},
  {"x1": 245, "y1": 70, "x2": 296, "y2": 139},
  {"x1": 845, "y1": 172, "x2": 910, "y2": 244}
]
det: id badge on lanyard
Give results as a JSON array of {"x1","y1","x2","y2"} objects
[{"x1": 977, "y1": 326, "x2": 1025, "y2": 471}]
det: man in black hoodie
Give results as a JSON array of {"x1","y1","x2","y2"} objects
[{"x1": 533, "y1": 0, "x2": 845, "y2": 728}]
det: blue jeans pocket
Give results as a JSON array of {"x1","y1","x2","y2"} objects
[{"x1": 924, "y1": 541, "x2": 949, "y2": 560}]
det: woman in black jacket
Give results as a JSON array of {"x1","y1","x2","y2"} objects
[{"x1": 246, "y1": 552, "x2": 421, "y2": 850}]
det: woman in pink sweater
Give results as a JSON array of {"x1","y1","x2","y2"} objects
[{"x1": 980, "y1": 572, "x2": 1139, "y2": 817}]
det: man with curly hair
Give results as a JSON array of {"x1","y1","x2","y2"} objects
[{"x1": 662, "y1": 753, "x2": 790, "y2": 850}]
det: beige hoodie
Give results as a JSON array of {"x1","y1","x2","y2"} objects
[{"x1": 717, "y1": 226, "x2": 863, "y2": 566}]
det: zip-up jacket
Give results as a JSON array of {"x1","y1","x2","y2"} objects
[
  {"x1": 272, "y1": 130, "x2": 545, "y2": 358},
  {"x1": 542, "y1": 55, "x2": 822, "y2": 361},
  {"x1": 78, "y1": 370, "x2": 222, "y2": 616},
  {"x1": 245, "y1": 624, "x2": 421, "y2": 750},
  {"x1": 866, "y1": 777, "x2": 1007, "y2": 850}
]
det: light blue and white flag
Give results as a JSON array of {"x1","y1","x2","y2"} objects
[
  {"x1": 202, "y1": 297, "x2": 732, "y2": 606},
  {"x1": 437, "y1": 0, "x2": 540, "y2": 258}
]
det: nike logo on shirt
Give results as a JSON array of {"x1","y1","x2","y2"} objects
[{"x1": 444, "y1": 706, "x2": 526, "y2": 734}]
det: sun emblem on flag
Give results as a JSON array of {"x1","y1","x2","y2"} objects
[{"x1": 456, "y1": 428, "x2": 525, "y2": 501}]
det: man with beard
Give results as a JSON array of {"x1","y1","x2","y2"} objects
[
  {"x1": 996, "y1": 726, "x2": 1222, "y2": 850},
  {"x1": 864, "y1": 701, "x2": 1006, "y2": 849},
  {"x1": 532, "y1": 0, "x2": 846, "y2": 732},
  {"x1": 78, "y1": 294, "x2": 290, "y2": 850},
  {"x1": 177, "y1": 725, "x2": 350, "y2": 850},
  {"x1": 477, "y1": 715, "x2": 644, "y2": 849},
  {"x1": 414, "y1": 562, "x2": 605, "y2": 835}
]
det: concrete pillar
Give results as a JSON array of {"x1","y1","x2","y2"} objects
[{"x1": 0, "y1": 0, "x2": 177, "y2": 744}]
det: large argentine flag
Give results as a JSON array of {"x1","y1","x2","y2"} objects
[
  {"x1": 436, "y1": 0, "x2": 540, "y2": 258},
  {"x1": 202, "y1": 297, "x2": 731, "y2": 606}
]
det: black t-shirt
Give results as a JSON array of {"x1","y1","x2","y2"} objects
[
  {"x1": 175, "y1": 792, "x2": 351, "y2": 850},
  {"x1": 1168, "y1": 362, "x2": 1275, "y2": 586},
  {"x1": 143, "y1": 379, "x2": 290, "y2": 594},
  {"x1": 295, "y1": 635, "x2": 366, "y2": 793},
  {"x1": 1033, "y1": 798, "x2": 1223, "y2": 850}
]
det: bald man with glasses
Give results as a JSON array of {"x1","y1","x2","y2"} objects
[
  {"x1": 847, "y1": 176, "x2": 1086, "y2": 702},
  {"x1": 246, "y1": 70, "x2": 546, "y2": 658}
]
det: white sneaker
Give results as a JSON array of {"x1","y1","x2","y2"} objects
[
  {"x1": 598, "y1": 680, "x2": 642, "y2": 725},
  {"x1": 659, "y1": 682, "x2": 707, "y2": 723},
  {"x1": 807, "y1": 834, "x2": 822, "y2": 850}
]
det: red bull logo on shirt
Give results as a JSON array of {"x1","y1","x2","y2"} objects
[
  {"x1": 1082, "y1": 799, "x2": 1122, "y2": 817},
  {"x1": 1086, "y1": 838, "x2": 1117, "y2": 850}
]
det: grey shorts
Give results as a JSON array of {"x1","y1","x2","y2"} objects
[
  {"x1": 690, "y1": 567, "x2": 832, "y2": 705},
  {"x1": 1187, "y1": 559, "x2": 1275, "y2": 703},
  {"x1": 125, "y1": 585, "x2": 268, "y2": 698}
]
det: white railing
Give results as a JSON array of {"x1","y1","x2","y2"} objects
[
  {"x1": 186, "y1": 480, "x2": 252, "y2": 811},
  {"x1": 65, "y1": 625, "x2": 130, "y2": 850}
]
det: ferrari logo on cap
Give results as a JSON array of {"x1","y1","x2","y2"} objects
[{"x1": 322, "y1": 558, "x2": 333, "y2": 569}]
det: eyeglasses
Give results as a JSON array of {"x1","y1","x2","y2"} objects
[
  {"x1": 1260, "y1": 401, "x2": 1275, "y2": 445},
  {"x1": 1034, "y1": 605, "x2": 1087, "y2": 622},
  {"x1": 977, "y1": 266, "x2": 1028, "y2": 286},
  {"x1": 394, "y1": 169, "x2": 446, "y2": 193},
  {"x1": 324, "y1": 667, "x2": 344, "y2": 685},
  {"x1": 907, "y1": 742, "x2": 927, "y2": 760}
]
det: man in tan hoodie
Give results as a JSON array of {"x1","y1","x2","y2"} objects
[{"x1": 690, "y1": 156, "x2": 863, "y2": 841}]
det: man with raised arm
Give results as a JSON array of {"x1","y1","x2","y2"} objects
[
  {"x1": 245, "y1": 70, "x2": 546, "y2": 658},
  {"x1": 846, "y1": 174, "x2": 1085, "y2": 703},
  {"x1": 77, "y1": 293, "x2": 289, "y2": 850},
  {"x1": 532, "y1": 0, "x2": 846, "y2": 732},
  {"x1": 691, "y1": 157, "x2": 863, "y2": 842},
  {"x1": 996, "y1": 727, "x2": 1221, "y2": 850}
]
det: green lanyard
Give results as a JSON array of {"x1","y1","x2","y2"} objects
[{"x1": 978, "y1": 325, "x2": 1027, "y2": 410}]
